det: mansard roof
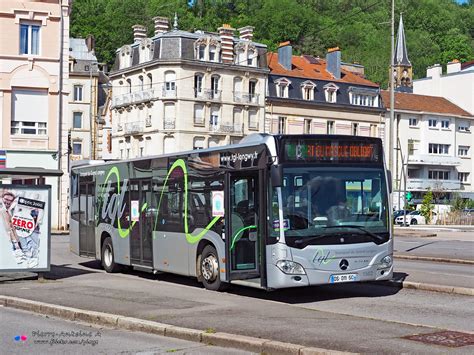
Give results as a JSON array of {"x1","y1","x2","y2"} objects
[
  {"x1": 267, "y1": 52, "x2": 379, "y2": 88},
  {"x1": 380, "y1": 91, "x2": 471, "y2": 117},
  {"x1": 394, "y1": 14, "x2": 411, "y2": 66}
]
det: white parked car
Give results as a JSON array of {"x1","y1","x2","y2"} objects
[{"x1": 395, "y1": 210, "x2": 437, "y2": 225}]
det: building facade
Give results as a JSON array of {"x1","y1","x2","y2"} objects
[
  {"x1": 266, "y1": 44, "x2": 385, "y2": 140},
  {"x1": 109, "y1": 17, "x2": 268, "y2": 159},
  {"x1": 0, "y1": 0, "x2": 70, "y2": 229},
  {"x1": 68, "y1": 37, "x2": 99, "y2": 161},
  {"x1": 413, "y1": 61, "x2": 474, "y2": 115},
  {"x1": 381, "y1": 91, "x2": 474, "y2": 206}
]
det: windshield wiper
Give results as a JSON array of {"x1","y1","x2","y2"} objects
[
  {"x1": 322, "y1": 225, "x2": 387, "y2": 244},
  {"x1": 293, "y1": 233, "x2": 341, "y2": 248}
]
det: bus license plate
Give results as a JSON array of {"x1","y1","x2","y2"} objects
[{"x1": 330, "y1": 274, "x2": 358, "y2": 283}]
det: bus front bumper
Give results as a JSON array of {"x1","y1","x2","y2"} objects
[{"x1": 266, "y1": 263, "x2": 393, "y2": 289}]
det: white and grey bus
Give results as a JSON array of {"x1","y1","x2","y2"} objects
[{"x1": 70, "y1": 134, "x2": 393, "y2": 290}]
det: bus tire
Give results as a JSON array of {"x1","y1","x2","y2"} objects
[
  {"x1": 101, "y1": 237, "x2": 122, "y2": 273},
  {"x1": 200, "y1": 245, "x2": 227, "y2": 291}
]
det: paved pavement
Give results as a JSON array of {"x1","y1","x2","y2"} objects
[
  {"x1": 0, "y1": 234, "x2": 473, "y2": 354},
  {"x1": 1, "y1": 306, "x2": 252, "y2": 354},
  {"x1": 394, "y1": 237, "x2": 473, "y2": 262}
]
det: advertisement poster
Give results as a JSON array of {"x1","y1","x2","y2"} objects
[
  {"x1": 0, "y1": 185, "x2": 51, "y2": 272},
  {"x1": 211, "y1": 191, "x2": 225, "y2": 217}
]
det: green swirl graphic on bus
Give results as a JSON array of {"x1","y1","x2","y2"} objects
[
  {"x1": 100, "y1": 166, "x2": 147, "y2": 239},
  {"x1": 153, "y1": 159, "x2": 221, "y2": 244}
]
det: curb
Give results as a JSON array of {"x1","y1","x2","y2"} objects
[
  {"x1": 0, "y1": 295, "x2": 354, "y2": 355},
  {"x1": 385, "y1": 280, "x2": 474, "y2": 296},
  {"x1": 394, "y1": 254, "x2": 474, "y2": 265}
]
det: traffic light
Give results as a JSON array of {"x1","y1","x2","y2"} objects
[{"x1": 405, "y1": 191, "x2": 412, "y2": 202}]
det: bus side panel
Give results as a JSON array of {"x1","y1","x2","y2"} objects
[
  {"x1": 70, "y1": 219, "x2": 79, "y2": 255},
  {"x1": 187, "y1": 232, "x2": 226, "y2": 281},
  {"x1": 95, "y1": 223, "x2": 131, "y2": 266}
]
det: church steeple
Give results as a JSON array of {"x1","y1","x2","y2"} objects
[{"x1": 393, "y1": 14, "x2": 412, "y2": 92}]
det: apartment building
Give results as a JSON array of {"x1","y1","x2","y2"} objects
[
  {"x1": 266, "y1": 43, "x2": 385, "y2": 140},
  {"x1": 68, "y1": 37, "x2": 99, "y2": 161},
  {"x1": 0, "y1": 0, "x2": 70, "y2": 229},
  {"x1": 382, "y1": 91, "x2": 474, "y2": 205},
  {"x1": 109, "y1": 17, "x2": 268, "y2": 159},
  {"x1": 414, "y1": 61, "x2": 474, "y2": 115}
]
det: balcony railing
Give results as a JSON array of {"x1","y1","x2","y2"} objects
[
  {"x1": 124, "y1": 121, "x2": 144, "y2": 135},
  {"x1": 162, "y1": 87, "x2": 177, "y2": 98},
  {"x1": 163, "y1": 118, "x2": 176, "y2": 130},
  {"x1": 408, "y1": 154, "x2": 461, "y2": 166},
  {"x1": 111, "y1": 88, "x2": 158, "y2": 108},
  {"x1": 233, "y1": 91, "x2": 259, "y2": 105},
  {"x1": 194, "y1": 116, "x2": 205, "y2": 126},
  {"x1": 210, "y1": 123, "x2": 243, "y2": 134},
  {"x1": 407, "y1": 178, "x2": 461, "y2": 191},
  {"x1": 112, "y1": 123, "x2": 123, "y2": 133},
  {"x1": 195, "y1": 89, "x2": 221, "y2": 101}
]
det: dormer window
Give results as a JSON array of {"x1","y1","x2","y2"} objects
[
  {"x1": 209, "y1": 45, "x2": 217, "y2": 62},
  {"x1": 237, "y1": 48, "x2": 245, "y2": 65},
  {"x1": 301, "y1": 81, "x2": 316, "y2": 100},
  {"x1": 275, "y1": 78, "x2": 291, "y2": 98},
  {"x1": 198, "y1": 45, "x2": 205, "y2": 60},
  {"x1": 248, "y1": 49, "x2": 257, "y2": 66},
  {"x1": 348, "y1": 87, "x2": 379, "y2": 107},
  {"x1": 119, "y1": 45, "x2": 132, "y2": 69},
  {"x1": 139, "y1": 39, "x2": 153, "y2": 63},
  {"x1": 324, "y1": 83, "x2": 339, "y2": 103}
]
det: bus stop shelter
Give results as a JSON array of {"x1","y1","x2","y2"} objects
[{"x1": 0, "y1": 167, "x2": 63, "y2": 273}]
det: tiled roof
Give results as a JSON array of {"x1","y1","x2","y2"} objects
[
  {"x1": 267, "y1": 52, "x2": 379, "y2": 87},
  {"x1": 461, "y1": 60, "x2": 474, "y2": 71},
  {"x1": 380, "y1": 90, "x2": 472, "y2": 117}
]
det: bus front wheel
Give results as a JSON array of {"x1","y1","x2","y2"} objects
[
  {"x1": 200, "y1": 245, "x2": 227, "y2": 291},
  {"x1": 102, "y1": 237, "x2": 122, "y2": 273}
]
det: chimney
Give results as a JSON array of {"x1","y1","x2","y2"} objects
[
  {"x1": 85, "y1": 34, "x2": 95, "y2": 53},
  {"x1": 132, "y1": 25, "x2": 147, "y2": 43},
  {"x1": 426, "y1": 64, "x2": 442, "y2": 78},
  {"x1": 238, "y1": 26, "x2": 254, "y2": 41},
  {"x1": 278, "y1": 41, "x2": 292, "y2": 71},
  {"x1": 218, "y1": 24, "x2": 235, "y2": 64},
  {"x1": 153, "y1": 16, "x2": 169, "y2": 35},
  {"x1": 326, "y1": 47, "x2": 341, "y2": 79},
  {"x1": 447, "y1": 59, "x2": 461, "y2": 74}
]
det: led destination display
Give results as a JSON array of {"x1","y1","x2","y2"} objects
[{"x1": 283, "y1": 139, "x2": 381, "y2": 163}]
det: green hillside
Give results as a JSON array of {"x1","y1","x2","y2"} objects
[{"x1": 70, "y1": 0, "x2": 474, "y2": 87}]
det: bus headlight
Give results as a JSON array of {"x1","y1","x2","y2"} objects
[
  {"x1": 276, "y1": 260, "x2": 306, "y2": 275},
  {"x1": 380, "y1": 255, "x2": 393, "y2": 268}
]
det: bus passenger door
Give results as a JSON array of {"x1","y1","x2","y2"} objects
[
  {"x1": 129, "y1": 179, "x2": 153, "y2": 267},
  {"x1": 226, "y1": 172, "x2": 260, "y2": 280},
  {"x1": 79, "y1": 181, "x2": 96, "y2": 257}
]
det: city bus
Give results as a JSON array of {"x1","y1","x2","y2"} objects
[{"x1": 70, "y1": 134, "x2": 393, "y2": 291}]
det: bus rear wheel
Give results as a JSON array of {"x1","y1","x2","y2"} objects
[
  {"x1": 102, "y1": 237, "x2": 122, "y2": 273},
  {"x1": 200, "y1": 245, "x2": 227, "y2": 291}
]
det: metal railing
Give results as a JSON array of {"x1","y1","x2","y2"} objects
[
  {"x1": 162, "y1": 87, "x2": 177, "y2": 98},
  {"x1": 195, "y1": 89, "x2": 221, "y2": 101},
  {"x1": 111, "y1": 88, "x2": 158, "y2": 108},
  {"x1": 163, "y1": 119, "x2": 176, "y2": 130},
  {"x1": 124, "y1": 121, "x2": 144, "y2": 135},
  {"x1": 233, "y1": 91, "x2": 259, "y2": 104}
]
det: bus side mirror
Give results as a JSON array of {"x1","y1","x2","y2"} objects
[
  {"x1": 387, "y1": 170, "x2": 393, "y2": 193},
  {"x1": 271, "y1": 165, "x2": 283, "y2": 187}
]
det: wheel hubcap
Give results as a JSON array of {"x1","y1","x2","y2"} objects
[
  {"x1": 201, "y1": 254, "x2": 219, "y2": 282},
  {"x1": 104, "y1": 246, "x2": 112, "y2": 267}
]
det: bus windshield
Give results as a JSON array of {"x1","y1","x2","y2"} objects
[{"x1": 271, "y1": 167, "x2": 389, "y2": 247}]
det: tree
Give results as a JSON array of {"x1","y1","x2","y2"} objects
[{"x1": 420, "y1": 189, "x2": 434, "y2": 224}]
